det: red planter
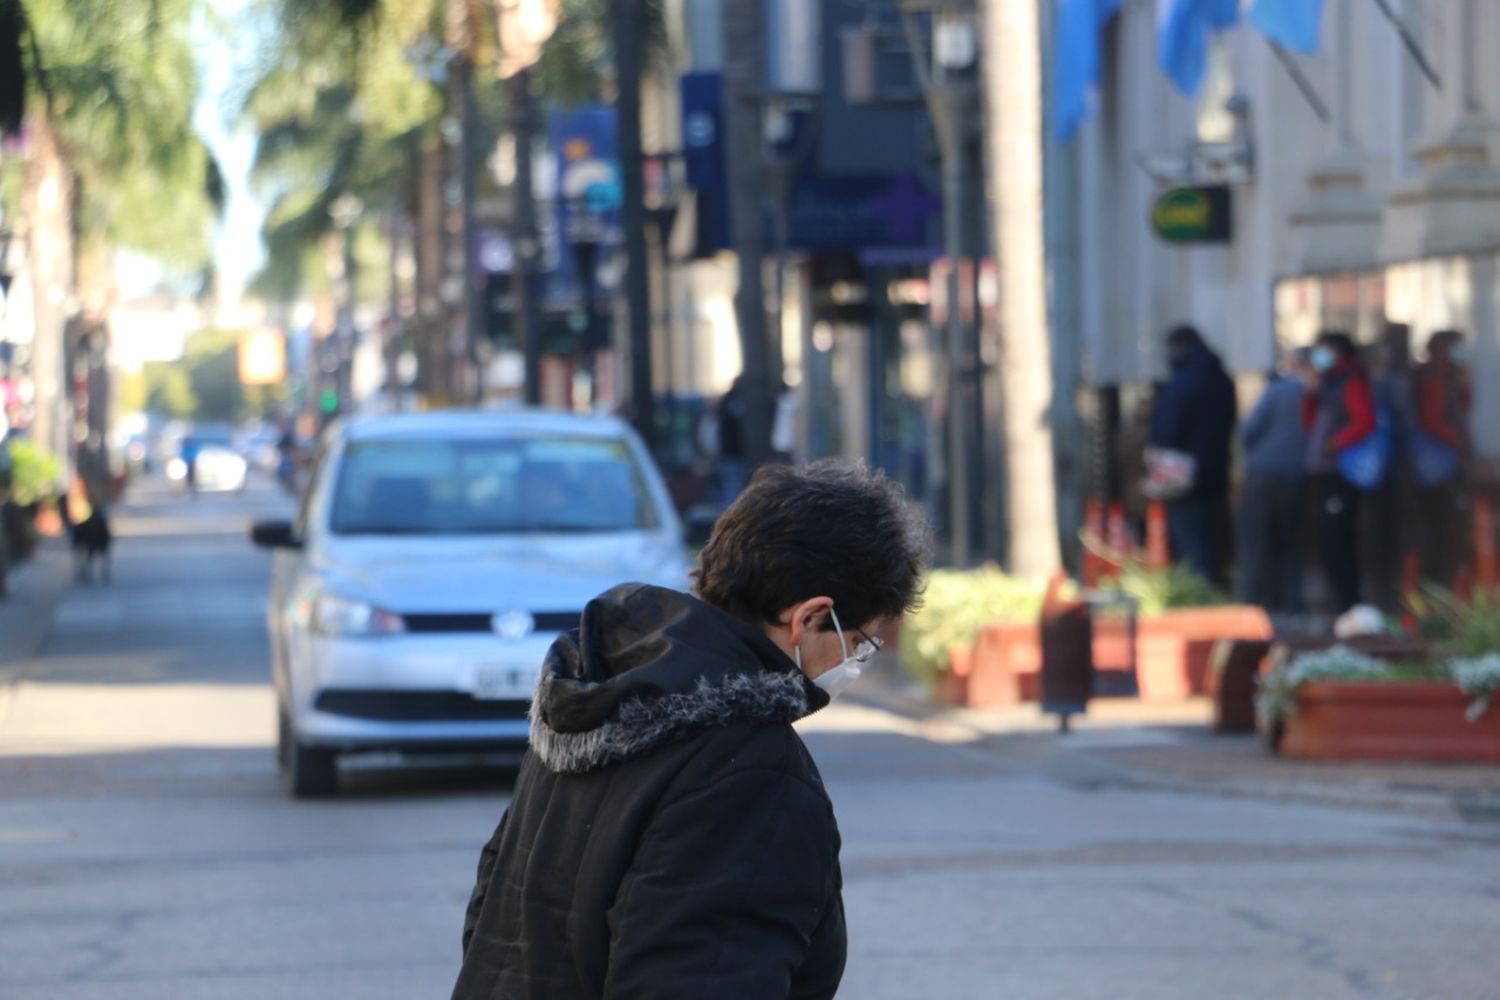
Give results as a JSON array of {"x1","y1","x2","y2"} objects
[
  {"x1": 1135, "y1": 606, "x2": 1272, "y2": 702},
  {"x1": 960, "y1": 605, "x2": 1271, "y2": 708},
  {"x1": 1282, "y1": 681, "x2": 1500, "y2": 762},
  {"x1": 931, "y1": 645, "x2": 972, "y2": 707}
]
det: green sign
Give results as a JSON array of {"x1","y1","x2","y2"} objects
[{"x1": 1151, "y1": 185, "x2": 1232, "y2": 244}]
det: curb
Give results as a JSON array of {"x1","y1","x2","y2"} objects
[
  {"x1": 0, "y1": 539, "x2": 72, "y2": 689},
  {"x1": 849, "y1": 671, "x2": 1500, "y2": 827}
]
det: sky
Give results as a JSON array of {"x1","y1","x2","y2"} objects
[
  {"x1": 117, "y1": 0, "x2": 266, "y2": 303},
  {"x1": 195, "y1": 0, "x2": 268, "y2": 306}
]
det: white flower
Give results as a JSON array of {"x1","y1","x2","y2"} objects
[
  {"x1": 1449, "y1": 653, "x2": 1500, "y2": 721},
  {"x1": 1256, "y1": 646, "x2": 1391, "y2": 722}
]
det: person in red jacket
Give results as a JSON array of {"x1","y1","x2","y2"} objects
[
  {"x1": 1302, "y1": 331, "x2": 1378, "y2": 612},
  {"x1": 1412, "y1": 329, "x2": 1472, "y2": 586}
]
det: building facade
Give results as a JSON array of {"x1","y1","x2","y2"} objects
[{"x1": 1068, "y1": 0, "x2": 1500, "y2": 465}]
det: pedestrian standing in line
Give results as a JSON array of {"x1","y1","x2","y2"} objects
[
  {"x1": 1365, "y1": 323, "x2": 1418, "y2": 612},
  {"x1": 1148, "y1": 325, "x2": 1238, "y2": 586},
  {"x1": 1412, "y1": 329, "x2": 1473, "y2": 588},
  {"x1": 1236, "y1": 348, "x2": 1314, "y2": 615},
  {"x1": 713, "y1": 374, "x2": 749, "y2": 501},
  {"x1": 1303, "y1": 331, "x2": 1379, "y2": 613},
  {"x1": 452, "y1": 461, "x2": 929, "y2": 1000}
]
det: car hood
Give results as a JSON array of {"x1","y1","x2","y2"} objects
[{"x1": 312, "y1": 532, "x2": 691, "y2": 613}]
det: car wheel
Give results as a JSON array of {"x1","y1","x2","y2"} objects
[
  {"x1": 287, "y1": 738, "x2": 338, "y2": 799},
  {"x1": 276, "y1": 708, "x2": 292, "y2": 772}
]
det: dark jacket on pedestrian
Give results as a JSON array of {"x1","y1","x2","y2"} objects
[
  {"x1": 1414, "y1": 357, "x2": 1470, "y2": 450},
  {"x1": 1241, "y1": 375, "x2": 1308, "y2": 480},
  {"x1": 1301, "y1": 360, "x2": 1377, "y2": 475},
  {"x1": 453, "y1": 583, "x2": 846, "y2": 1000},
  {"x1": 1149, "y1": 343, "x2": 1237, "y2": 495}
]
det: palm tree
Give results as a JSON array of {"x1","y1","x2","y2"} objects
[
  {"x1": 5, "y1": 0, "x2": 221, "y2": 475},
  {"x1": 979, "y1": 0, "x2": 1061, "y2": 576}
]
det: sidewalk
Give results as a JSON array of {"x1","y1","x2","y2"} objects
[
  {"x1": 0, "y1": 539, "x2": 73, "y2": 740},
  {"x1": 852, "y1": 662, "x2": 1500, "y2": 825}
]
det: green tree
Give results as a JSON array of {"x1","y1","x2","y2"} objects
[
  {"x1": 182, "y1": 329, "x2": 244, "y2": 423},
  {"x1": 15, "y1": 0, "x2": 221, "y2": 270}
]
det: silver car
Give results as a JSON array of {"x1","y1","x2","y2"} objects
[{"x1": 251, "y1": 409, "x2": 692, "y2": 797}]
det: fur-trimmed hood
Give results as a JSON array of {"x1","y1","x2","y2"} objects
[{"x1": 528, "y1": 584, "x2": 825, "y2": 775}]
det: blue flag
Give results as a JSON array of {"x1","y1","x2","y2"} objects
[
  {"x1": 1157, "y1": 0, "x2": 1238, "y2": 97},
  {"x1": 1053, "y1": 0, "x2": 1123, "y2": 142},
  {"x1": 1249, "y1": 0, "x2": 1324, "y2": 54}
]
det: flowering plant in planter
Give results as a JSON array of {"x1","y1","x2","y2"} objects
[
  {"x1": 1450, "y1": 654, "x2": 1500, "y2": 722},
  {"x1": 1255, "y1": 647, "x2": 1397, "y2": 721},
  {"x1": 1258, "y1": 646, "x2": 1498, "y2": 723}
]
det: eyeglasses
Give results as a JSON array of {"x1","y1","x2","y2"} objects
[{"x1": 851, "y1": 626, "x2": 883, "y2": 664}]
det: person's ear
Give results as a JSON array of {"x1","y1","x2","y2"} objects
[{"x1": 788, "y1": 596, "x2": 833, "y2": 647}]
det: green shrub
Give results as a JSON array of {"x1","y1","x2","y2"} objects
[
  {"x1": 899, "y1": 565, "x2": 1047, "y2": 684},
  {"x1": 1100, "y1": 559, "x2": 1228, "y2": 616},
  {"x1": 6, "y1": 440, "x2": 61, "y2": 506},
  {"x1": 1409, "y1": 585, "x2": 1500, "y2": 659}
]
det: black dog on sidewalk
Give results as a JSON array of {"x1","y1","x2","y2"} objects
[{"x1": 70, "y1": 509, "x2": 112, "y2": 585}]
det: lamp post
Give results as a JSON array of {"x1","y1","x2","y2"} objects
[
  {"x1": 761, "y1": 94, "x2": 818, "y2": 398},
  {"x1": 0, "y1": 217, "x2": 12, "y2": 383},
  {"x1": 902, "y1": 0, "x2": 981, "y2": 567},
  {"x1": 328, "y1": 194, "x2": 363, "y2": 421}
]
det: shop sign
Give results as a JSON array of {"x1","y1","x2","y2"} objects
[{"x1": 1151, "y1": 185, "x2": 1232, "y2": 244}]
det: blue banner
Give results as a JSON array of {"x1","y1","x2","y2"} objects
[
  {"x1": 1157, "y1": 0, "x2": 1238, "y2": 97},
  {"x1": 1054, "y1": 0, "x2": 1122, "y2": 142}
]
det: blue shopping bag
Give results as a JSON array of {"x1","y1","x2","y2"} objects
[{"x1": 1337, "y1": 406, "x2": 1393, "y2": 491}]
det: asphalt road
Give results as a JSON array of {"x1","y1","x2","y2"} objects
[{"x1": 2, "y1": 478, "x2": 1499, "y2": 999}]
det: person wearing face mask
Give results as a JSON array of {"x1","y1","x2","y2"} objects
[
  {"x1": 453, "y1": 461, "x2": 929, "y2": 1000},
  {"x1": 1412, "y1": 329, "x2": 1473, "y2": 587},
  {"x1": 1301, "y1": 331, "x2": 1379, "y2": 612}
]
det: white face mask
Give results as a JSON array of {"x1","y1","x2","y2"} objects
[{"x1": 794, "y1": 607, "x2": 866, "y2": 701}]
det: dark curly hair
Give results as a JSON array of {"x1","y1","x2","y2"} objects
[{"x1": 693, "y1": 460, "x2": 930, "y2": 630}]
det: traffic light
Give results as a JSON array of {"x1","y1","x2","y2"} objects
[{"x1": 319, "y1": 387, "x2": 339, "y2": 414}]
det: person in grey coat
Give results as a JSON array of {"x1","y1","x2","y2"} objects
[{"x1": 1236, "y1": 349, "x2": 1314, "y2": 614}]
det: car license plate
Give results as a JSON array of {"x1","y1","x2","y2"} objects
[{"x1": 473, "y1": 665, "x2": 533, "y2": 700}]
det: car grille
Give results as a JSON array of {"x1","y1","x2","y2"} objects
[
  {"x1": 314, "y1": 690, "x2": 531, "y2": 722},
  {"x1": 402, "y1": 611, "x2": 581, "y2": 634}
]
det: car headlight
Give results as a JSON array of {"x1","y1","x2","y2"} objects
[
  {"x1": 309, "y1": 593, "x2": 406, "y2": 638},
  {"x1": 166, "y1": 457, "x2": 187, "y2": 480}
]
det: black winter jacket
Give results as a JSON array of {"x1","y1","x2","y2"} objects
[
  {"x1": 1149, "y1": 343, "x2": 1238, "y2": 496},
  {"x1": 452, "y1": 583, "x2": 846, "y2": 1000}
]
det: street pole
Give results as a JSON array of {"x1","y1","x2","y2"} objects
[
  {"x1": 937, "y1": 87, "x2": 976, "y2": 567},
  {"x1": 611, "y1": 0, "x2": 656, "y2": 451},
  {"x1": 510, "y1": 66, "x2": 544, "y2": 406},
  {"x1": 904, "y1": 3, "x2": 981, "y2": 567},
  {"x1": 722, "y1": 0, "x2": 774, "y2": 469},
  {"x1": 458, "y1": 54, "x2": 485, "y2": 404}
]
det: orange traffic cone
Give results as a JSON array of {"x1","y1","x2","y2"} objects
[
  {"x1": 1083, "y1": 499, "x2": 1105, "y2": 587},
  {"x1": 1476, "y1": 496, "x2": 1497, "y2": 589},
  {"x1": 1400, "y1": 551, "x2": 1421, "y2": 633},
  {"x1": 1106, "y1": 502, "x2": 1133, "y2": 563},
  {"x1": 1145, "y1": 501, "x2": 1170, "y2": 568}
]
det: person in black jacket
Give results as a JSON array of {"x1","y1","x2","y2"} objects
[
  {"x1": 453, "y1": 461, "x2": 930, "y2": 1000},
  {"x1": 1149, "y1": 325, "x2": 1238, "y2": 586}
]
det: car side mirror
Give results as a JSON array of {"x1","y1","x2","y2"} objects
[{"x1": 251, "y1": 519, "x2": 302, "y2": 550}]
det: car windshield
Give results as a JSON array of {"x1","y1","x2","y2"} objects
[{"x1": 329, "y1": 435, "x2": 660, "y2": 535}]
